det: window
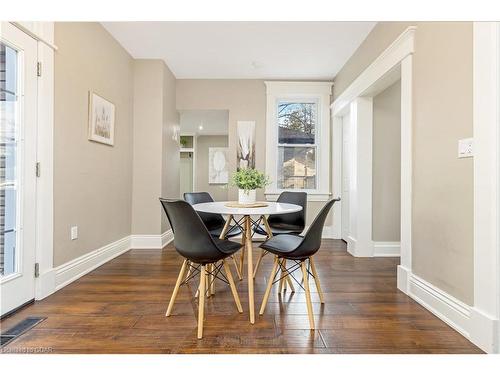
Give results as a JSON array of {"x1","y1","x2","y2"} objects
[
  {"x1": 277, "y1": 101, "x2": 318, "y2": 189},
  {"x1": 265, "y1": 82, "x2": 332, "y2": 201}
]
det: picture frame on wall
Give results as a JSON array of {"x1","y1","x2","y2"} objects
[
  {"x1": 237, "y1": 120, "x2": 255, "y2": 170},
  {"x1": 209, "y1": 147, "x2": 229, "y2": 184},
  {"x1": 88, "y1": 91, "x2": 115, "y2": 146}
]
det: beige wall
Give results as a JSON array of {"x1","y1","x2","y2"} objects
[
  {"x1": 176, "y1": 79, "x2": 329, "y2": 225},
  {"x1": 195, "y1": 135, "x2": 229, "y2": 201},
  {"x1": 334, "y1": 22, "x2": 474, "y2": 304},
  {"x1": 161, "y1": 63, "x2": 180, "y2": 232},
  {"x1": 132, "y1": 60, "x2": 179, "y2": 235},
  {"x1": 54, "y1": 22, "x2": 134, "y2": 266},
  {"x1": 372, "y1": 81, "x2": 401, "y2": 242}
]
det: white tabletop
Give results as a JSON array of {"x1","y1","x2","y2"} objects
[{"x1": 193, "y1": 201, "x2": 302, "y2": 216}]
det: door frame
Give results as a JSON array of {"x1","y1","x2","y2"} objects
[
  {"x1": 10, "y1": 22, "x2": 56, "y2": 301},
  {"x1": 331, "y1": 26, "x2": 415, "y2": 291},
  {"x1": 470, "y1": 21, "x2": 500, "y2": 353}
]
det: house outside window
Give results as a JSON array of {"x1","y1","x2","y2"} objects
[{"x1": 265, "y1": 82, "x2": 332, "y2": 201}]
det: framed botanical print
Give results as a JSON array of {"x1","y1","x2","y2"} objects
[{"x1": 88, "y1": 91, "x2": 115, "y2": 146}]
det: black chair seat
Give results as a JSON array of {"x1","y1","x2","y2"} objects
[
  {"x1": 254, "y1": 223, "x2": 303, "y2": 236},
  {"x1": 260, "y1": 234, "x2": 305, "y2": 259},
  {"x1": 213, "y1": 238, "x2": 242, "y2": 254},
  {"x1": 209, "y1": 224, "x2": 242, "y2": 238}
]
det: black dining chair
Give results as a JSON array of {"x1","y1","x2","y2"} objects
[
  {"x1": 159, "y1": 198, "x2": 243, "y2": 339},
  {"x1": 258, "y1": 198, "x2": 340, "y2": 330},
  {"x1": 184, "y1": 192, "x2": 241, "y2": 238},
  {"x1": 253, "y1": 191, "x2": 307, "y2": 279},
  {"x1": 184, "y1": 192, "x2": 243, "y2": 280}
]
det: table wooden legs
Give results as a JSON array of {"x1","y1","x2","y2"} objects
[
  {"x1": 219, "y1": 214, "x2": 242, "y2": 280},
  {"x1": 244, "y1": 215, "x2": 255, "y2": 324}
]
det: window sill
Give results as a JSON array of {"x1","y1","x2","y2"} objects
[{"x1": 264, "y1": 191, "x2": 332, "y2": 202}]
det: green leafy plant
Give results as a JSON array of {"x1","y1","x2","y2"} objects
[
  {"x1": 180, "y1": 137, "x2": 188, "y2": 148},
  {"x1": 231, "y1": 168, "x2": 270, "y2": 192}
]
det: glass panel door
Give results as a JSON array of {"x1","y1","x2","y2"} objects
[
  {"x1": 1, "y1": 42, "x2": 18, "y2": 277},
  {"x1": 0, "y1": 22, "x2": 38, "y2": 316}
]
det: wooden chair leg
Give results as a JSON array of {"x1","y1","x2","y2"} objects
[
  {"x1": 166, "y1": 259, "x2": 188, "y2": 317},
  {"x1": 259, "y1": 256, "x2": 279, "y2": 315},
  {"x1": 197, "y1": 265, "x2": 206, "y2": 339},
  {"x1": 231, "y1": 254, "x2": 242, "y2": 280},
  {"x1": 279, "y1": 259, "x2": 287, "y2": 294},
  {"x1": 252, "y1": 250, "x2": 266, "y2": 278},
  {"x1": 239, "y1": 246, "x2": 245, "y2": 278},
  {"x1": 309, "y1": 257, "x2": 324, "y2": 303},
  {"x1": 185, "y1": 261, "x2": 193, "y2": 280},
  {"x1": 223, "y1": 260, "x2": 243, "y2": 313},
  {"x1": 209, "y1": 263, "x2": 216, "y2": 296},
  {"x1": 301, "y1": 261, "x2": 315, "y2": 330}
]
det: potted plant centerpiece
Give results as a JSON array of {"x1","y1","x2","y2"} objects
[{"x1": 231, "y1": 168, "x2": 269, "y2": 205}]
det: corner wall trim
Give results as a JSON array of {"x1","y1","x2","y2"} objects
[
  {"x1": 372, "y1": 241, "x2": 401, "y2": 257},
  {"x1": 408, "y1": 272, "x2": 471, "y2": 339},
  {"x1": 54, "y1": 236, "x2": 131, "y2": 291},
  {"x1": 130, "y1": 230, "x2": 173, "y2": 249}
]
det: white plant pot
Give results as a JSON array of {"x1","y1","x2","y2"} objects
[{"x1": 238, "y1": 189, "x2": 256, "y2": 205}]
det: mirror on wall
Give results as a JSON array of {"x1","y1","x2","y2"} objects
[{"x1": 179, "y1": 110, "x2": 229, "y2": 200}]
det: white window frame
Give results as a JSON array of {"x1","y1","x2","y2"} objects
[{"x1": 264, "y1": 81, "x2": 332, "y2": 201}]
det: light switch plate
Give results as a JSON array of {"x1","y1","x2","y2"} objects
[
  {"x1": 70, "y1": 226, "x2": 78, "y2": 240},
  {"x1": 458, "y1": 138, "x2": 473, "y2": 158}
]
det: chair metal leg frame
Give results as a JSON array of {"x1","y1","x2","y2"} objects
[
  {"x1": 252, "y1": 216, "x2": 295, "y2": 293},
  {"x1": 166, "y1": 259, "x2": 243, "y2": 339},
  {"x1": 259, "y1": 257, "x2": 321, "y2": 329}
]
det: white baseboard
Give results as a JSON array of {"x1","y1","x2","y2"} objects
[
  {"x1": 131, "y1": 229, "x2": 173, "y2": 249},
  {"x1": 372, "y1": 241, "x2": 400, "y2": 257},
  {"x1": 408, "y1": 272, "x2": 471, "y2": 339},
  {"x1": 55, "y1": 236, "x2": 131, "y2": 291},
  {"x1": 469, "y1": 307, "x2": 499, "y2": 353}
]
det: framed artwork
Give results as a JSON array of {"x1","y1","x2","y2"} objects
[
  {"x1": 209, "y1": 147, "x2": 229, "y2": 184},
  {"x1": 237, "y1": 120, "x2": 255, "y2": 170},
  {"x1": 88, "y1": 91, "x2": 115, "y2": 146}
]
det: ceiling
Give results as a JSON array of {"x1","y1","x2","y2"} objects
[
  {"x1": 101, "y1": 22, "x2": 376, "y2": 80},
  {"x1": 179, "y1": 110, "x2": 228, "y2": 135}
]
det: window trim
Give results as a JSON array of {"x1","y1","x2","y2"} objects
[{"x1": 264, "y1": 81, "x2": 332, "y2": 201}]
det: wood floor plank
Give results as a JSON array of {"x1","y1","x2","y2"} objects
[{"x1": 0, "y1": 240, "x2": 483, "y2": 354}]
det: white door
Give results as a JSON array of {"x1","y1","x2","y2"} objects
[
  {"x1": 0, "y1": 22, "x2": 38, "y2": 316},
  {"x1": 341, "y1": 113, "x2": 350, "y2": 241}
]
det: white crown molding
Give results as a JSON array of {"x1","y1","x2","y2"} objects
[{"x1": 331, "y1": 26, "x2": 416, "y2": 116}]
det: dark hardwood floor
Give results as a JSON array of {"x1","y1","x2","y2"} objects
[{"x1": 0, "y1": 240, "x2": 482, "y2": 353}]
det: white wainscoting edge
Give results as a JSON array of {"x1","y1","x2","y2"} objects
[
  {"x1": 54, "y1": 236, "x2": 131, "y2": 291},
  {"x1": 408, "y1": 272, "x2": 471, "y2": 339},
  {"x1": 161, "y1": 229, "x2": 174, "y2": 248},
  {"x1": 131, "y1": 230, "x2": 173, "y2": 249},
  {"x1": 372, "y1": 241, "x2": 401, "y2": 257}
]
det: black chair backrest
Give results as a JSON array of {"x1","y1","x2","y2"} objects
[
  {"x1": 267, "y1": 191, "x2": 307, "y2": 230},
  {"x1": 291, "y1": 198, "x2": 340, "y2": 258},
  {"x1": 184, "y1": 192, "x2": 226, "y2": 231},
  {"x1": 159, "y1": 198, "x2": 223, "y2": 264}
]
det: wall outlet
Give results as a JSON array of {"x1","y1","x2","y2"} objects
[
  {"x1": 70, "y1": 226, "x2": 78, "y2": 240},
  {"x1": 458, "y1": 138, "x2": 473, "y2": 158}
]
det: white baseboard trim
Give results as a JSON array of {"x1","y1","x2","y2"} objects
[
  {"x1": 131, "y1": 230, "x2": 173, "y2": 249},
  {"x1": 55, "y1": 236, "x2": 131, "y2": 291},
  {"x1": 161, "y1": 229, "x2": 174, "y2": 248},
  {"x1": 372, "y1": 241, "x2": 400, "y2": 257},
  {"x1": 408, "y1": 272, "x2": 471, "y2": 339},
  {"x1": 469, "y1": 307, "x2": 499, "y2": 353}
]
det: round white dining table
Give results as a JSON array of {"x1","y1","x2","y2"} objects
[{"x1": 193, "y1": 201, "x2": 302, "y2": 324}]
